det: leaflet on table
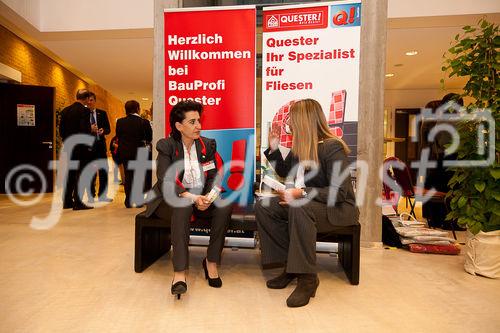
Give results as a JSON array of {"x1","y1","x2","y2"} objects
[{"x1": 388, "y1": 214, "x2": 426, "y2": 228}]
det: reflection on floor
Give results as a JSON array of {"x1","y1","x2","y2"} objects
[{"x1": 0, "y1": 191, "x2": 498, "y2": 333}]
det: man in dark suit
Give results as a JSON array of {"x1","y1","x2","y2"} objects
[
  {"x1": 86, "y1": 92, "x2": 112, "y2": 202},
  {"x1": 116, "y1": 100, "x2": 152, "y2": 208},
  {"x1": 59, "y1": 88, "x2": 93, "y2": 210}
]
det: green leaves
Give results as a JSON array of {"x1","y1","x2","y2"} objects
[
  {"x1": 463, "y1": 25, "x2": 477, "y2": 34},
  {"x1": 469, "y1": 222, "x2": 482, "y2": 235},
  {"x1": 486, "y1": 215, "x2": 500, "y2": 232},
  {"x1": 474, "y1": 182, "x2": 486, "y2": 193},
  {"x1": 490, "y1": 169, "x2": 500, "y2": 180},
  {"x1": 494, "y1": 206, "x2": 500, "y2": 217},
  {"x1": 442, "y1": 19, "x2": 499, "y2": 235}
]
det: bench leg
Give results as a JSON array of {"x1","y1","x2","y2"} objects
[
  {"x1": 135, "y1": 225, "x2": 171, "y2": 273},
  {"x1": 337, "y1": 227, "x2": 360, "y2": 285}
]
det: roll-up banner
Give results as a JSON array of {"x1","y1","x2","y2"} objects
[
  {"x1": 261, "y1": 1, "x2": 361, "y2": 163},
  {"x1": 164, "y1": 6, "x2": 256, "y2": 243},
  {"x1": 164, "y1": 6, "x2": 256, "y2": 205}
]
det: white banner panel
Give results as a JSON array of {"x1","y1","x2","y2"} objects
[{"x1": 261, "y1": 0, "x2": 361, "y2": 161}]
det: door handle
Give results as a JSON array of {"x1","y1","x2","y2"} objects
[{"x1": 42, "y1": 141, "x2": 53, "y2": 148}]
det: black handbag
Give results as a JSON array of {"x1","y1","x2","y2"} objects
[{"x1": 382, "y1": 215, "x2": 403, "y2": 248}]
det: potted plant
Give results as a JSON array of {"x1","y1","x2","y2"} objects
[{"x1": 441, "y1": 19, "x2": 499, "y2": 278}]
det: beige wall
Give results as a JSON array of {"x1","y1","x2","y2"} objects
[
  {"x1": 384, "y1": 88, "x2": 464, "y2": 110},
  {"x1": 0, "y1": 24, "x2": 124, "y2": 155}
]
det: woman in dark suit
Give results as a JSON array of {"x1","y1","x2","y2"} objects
[
  {"x1": 116, "y1": 100, "x2": 153, "y2": 208},
  {"x1": 255, "y1": 98, "x2": 359, "y2": 308},
  {"x1": 144, "y1": 100, "x2": 231, "y2": 299}
]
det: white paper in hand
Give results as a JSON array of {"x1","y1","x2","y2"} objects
[
  {"x1": 205, "y1": 187, "x2": 220, "y2": 203},
  {"x1": 263, "y1": 175, "x2": 286, "y2": 192}
]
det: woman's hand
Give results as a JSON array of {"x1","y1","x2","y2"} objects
[
  {"x1": 278, "y1": 188, "x2": 304, "y2": 204},
  {"x1": 180, "y1": 192, "x2": 210, "y2": 211},
  {"x1": 268, "y1": 123, "x2": 280, "y2": 151},
  {"x1": 194, "y1": 195, "x2": 211, "y2": 211}
]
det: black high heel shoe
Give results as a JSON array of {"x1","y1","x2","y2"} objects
[
  {"x1": 171, "y1": 280, "x2": 187, "y2": 299},
  {"x1": 202, "y1": 258, "x2": 222, "y2": 288}
]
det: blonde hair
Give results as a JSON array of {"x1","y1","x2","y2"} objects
[{"x1": 289, "y1": 99, "x2": 350, "y2": 163}]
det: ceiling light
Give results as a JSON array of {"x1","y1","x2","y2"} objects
[
  {"x1": 385, "y1": 73, "x2": 395, "y2": 78},
  {"x1": 405, "y1": 50, "x2": 418, "y2": 56},
  {"x1": 141, "y1": 97, "x2": 149, "y2": 101}
]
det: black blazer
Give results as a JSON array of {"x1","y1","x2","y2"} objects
[
  {"x1": 90, "y1": 108, "x2": 111, "y2": 156},
  {"x1": 59, "y1": 101, "x2": 91, "y2": 140},
  {"x1": 116, "y1": 114, "x2": 152, "y2": 161},
  {"x1": 59, "y1": 101, "x2": 92, "y2": 159},
  {"x1": 265, "y1": 139, "x2": 359, "y2": 227},
  {"x1": 144, "y1": 136, "x2": 222, "y2": 217}
]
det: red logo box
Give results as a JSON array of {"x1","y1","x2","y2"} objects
[{"x1": 263, "y1": 6, "x2": 328, "y2": 32}]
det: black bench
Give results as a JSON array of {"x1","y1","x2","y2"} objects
[
  {"x1": 134, "y1": 205, "x2": 256, "y2": 274},
  {"x1": 134, "y1": 207, "x2": 360, "y2": 285}
]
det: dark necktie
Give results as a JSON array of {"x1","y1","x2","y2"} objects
[{"x1": 91, "y1": 111, "x2": 99, "y2": 140}]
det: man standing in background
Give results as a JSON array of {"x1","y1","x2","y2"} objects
[
  {"x1": 116, "y1": 100, "x2": 152, "y2": 208},
  {"x1": 87, "y1": 92, "x2": 112, "y2": 202},
  {"x1": 59, "y1": 88, "x2": 93, "y2": 210}
]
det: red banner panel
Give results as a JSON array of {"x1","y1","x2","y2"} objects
[
  {"x1": 164, "y1": 8, "x2": 256, "y2": 134},
  {"x1": 262, "y1": 6, "x2": 328, "y2": 32}
]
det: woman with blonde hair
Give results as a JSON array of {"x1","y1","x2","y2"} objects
[{"x1": 255, "y1": 98, "x2": 359, "y2": 308}]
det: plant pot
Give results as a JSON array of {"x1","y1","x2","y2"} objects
[{"x1": 464, "y1": 230, "x2": 500, "y2": 279}]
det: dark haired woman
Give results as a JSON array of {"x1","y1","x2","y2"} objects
[
  {"x1": 144, "y1": 100, "x2": 231, "y2": 299},
  {"x1": 255, "y1": 98, "x2": 359, "y2": 308}
]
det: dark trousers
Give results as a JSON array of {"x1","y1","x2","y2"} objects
[
  {"x1": 112, "y1": 161, "x2": 120, "y2": 182},
  {"x1": 255, "y1": 197, "x2": 333, "y2": 274},
  {"x1": 423, "y1": 159, "x2": 454, "y2": 228},
  {"x1": 154, "y1": 199, "x2": 232, "y2": 271},
  {"x1": 63, "y1": 169, "x2": 80, "y2": 206},
  {"x1": 123, "y1": 159, "x2": 152, "y2": 207},
  {"x1": 90, "y1": 161, "x2": 109, "y2": 197},
  {"x1": 123, "y1": 160, "x2": 135, "y2": 206},
  {"x1": 144, "y1": 151, "x2": 152, "y2": 193},
  {"x1": 63, "y1": 154, "x2": 88, "y2": 207}
]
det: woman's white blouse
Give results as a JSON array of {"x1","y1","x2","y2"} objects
[{"x1": 182, "y1": 142, "x2": 202, "y2": 188}]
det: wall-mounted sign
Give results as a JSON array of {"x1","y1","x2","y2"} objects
[{"x1": 17, "y1": 104, "x2": 36, "y2": 126}]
